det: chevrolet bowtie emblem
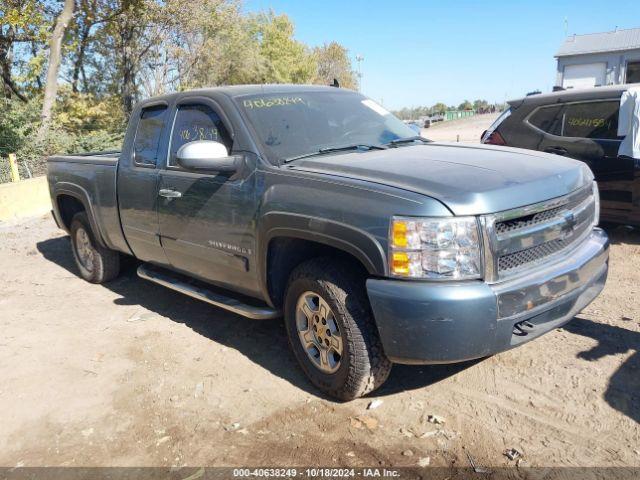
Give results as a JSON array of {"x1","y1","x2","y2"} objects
[{"x1": 561, "y1": 212, "x2": 577, "y2": 238}]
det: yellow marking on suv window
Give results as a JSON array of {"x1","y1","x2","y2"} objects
[{"x1": 566, "y1": 117, "x2": 610, "y2": 129}]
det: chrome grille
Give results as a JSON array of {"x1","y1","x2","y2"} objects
[
  {"x1": 494, "y1": 187, "x2": 591, "y2": 235},
  {"x1": 482, "y1": 185, "x2": 596, "y2": 282},
  {"x1": 494, "y1": 205, "x2": 564, "y2": 234}
]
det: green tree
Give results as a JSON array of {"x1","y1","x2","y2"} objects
[
  {"x1": 431, "y1": 102, "x2": 447, "y2": 114},
  {"x1": 458, "y1": 100, "x2": 472, "y2": 110},
  {"x1": 253, "y1": 11, "x2": 315, "y2": 84},
  {"x1": 2, "y1": 0, "x2": 363, "y2": 182},
  {"x1": 312, "y1": 41, "x2": 357, "y2": 89},
  {"x1": 0, "y1": 0, "x2": 49, "y2": 101},
  {"x1": 153, "y1": 0, "x2": 266, "y2": 92},
  {"x1": 473, "y1": 99, "x2": 489, "y2": 111}
]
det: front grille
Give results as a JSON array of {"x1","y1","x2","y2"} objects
[
  {"x1": 494, "y1": 187, "x2": 591, "y2": 235},
  {"x1": 495, "y1": 205, "x2": 564, "y2": 234},
  {"x1": 498, "y1": 238, "x2": 567, "y2": 271},
  {"x1": 484, "y1": 185, "x2": 596, "y2": 281}
]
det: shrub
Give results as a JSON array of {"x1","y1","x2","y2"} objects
[{"x1": 0, "y1": 92, "x2": 125, "y2": 183}]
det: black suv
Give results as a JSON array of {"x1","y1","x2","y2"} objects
[{"x1": 482, "y1": 84, "x2": 639, "y2": 227}]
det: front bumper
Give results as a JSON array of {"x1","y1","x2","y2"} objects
[{"x1": 366, "y1": 228, "x2": 609, "y2": 364}]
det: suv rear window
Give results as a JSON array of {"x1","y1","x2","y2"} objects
[
  {"x1": 529, "y1": 105, "x2": 563, "y2": 135},
  {"x1": 562, "y1": 101, "x2": 620, "y2": 139}
]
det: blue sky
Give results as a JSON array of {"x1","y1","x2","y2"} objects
[{"x1": 244, "y1": 0, "x2": 640, "y2": 109}]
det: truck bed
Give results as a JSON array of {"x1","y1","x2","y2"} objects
[
  {"x1": 47, "y1": 150, "x2": 120, "y2": 165},
  {"x1": 47, "y1": 151, "x2": 130, "y2": 255}
]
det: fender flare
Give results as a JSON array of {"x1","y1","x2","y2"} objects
[
  {"x1": 257, "y1": 211, "x2": 387, "y2": 305},
  {"x1": 53, "y1": 183, "x2": 108, "y2": 248}
]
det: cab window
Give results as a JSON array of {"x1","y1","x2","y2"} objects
[
  {"x1": 133, "y1": 105, "x2": 168, "y2": 166},
  {"x1": 168, "y1": 104, "x2": 232, "y2": 167},
  {"x1": 561, "y1": 101, "x2": 620, "y2": 140}
]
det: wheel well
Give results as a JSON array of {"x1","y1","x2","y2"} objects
[
  {"x1": 266, "y1": 237, "x2": 369, "y2": 308},
  {"x1": 57, "y1": 195, "x2": 86, "y2": 230}
]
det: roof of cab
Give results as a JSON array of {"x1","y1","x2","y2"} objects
[
  {"x1": 508, "y1": 83, "x2": 640, "y2": 108},
  {"x1": 137, "y1": 84, "x2": 355, "y2": 107}
]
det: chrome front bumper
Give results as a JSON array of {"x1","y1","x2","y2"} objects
[
  {"x1": 367, "y1": 228, "x2": 609, "y2": 364},
  {"x1": 494, "y1": 227, "x2": 609, "y2": 319}
]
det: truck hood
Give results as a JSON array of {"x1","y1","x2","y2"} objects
[{"x1": 288, "y1": 143, "x2": 593, "y2": 215}]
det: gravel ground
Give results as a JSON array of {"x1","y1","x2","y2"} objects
[
  {"x1": 0, "y1": 212, "x2": 638, "y2": 469},
  {"x1": 422, "y1": 112, "x2": 500, "y2": 143}
]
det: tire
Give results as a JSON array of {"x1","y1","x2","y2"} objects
[
  {"x1": 284, "y1": 257, "x2": 392, "y2": 400},
  {"x1": 70, "y1": 211, "x2": 120, "y2": 284}
]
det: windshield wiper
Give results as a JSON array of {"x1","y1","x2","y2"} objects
[
  {"x1": 386, "y1": 136, "x2": 431, "y2": 146},
  {"x1": 284, "y1": 144, "x2": 387, "y2": 163}
]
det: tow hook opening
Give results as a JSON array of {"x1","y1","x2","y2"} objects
[{"x1": 513, "y1": 320, "x2": 535, "y2": 337}]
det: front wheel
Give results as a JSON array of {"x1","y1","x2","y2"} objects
[
  {"x1": 70, "y1": 211, "x2": 120, "y2": 284},
  {"x1": 284, "y1": 258, "x2": 391, "y2": 400}
]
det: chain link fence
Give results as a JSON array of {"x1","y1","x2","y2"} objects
[{"x1": 0, "y1": 155, "x2": 47, "y2": 184}]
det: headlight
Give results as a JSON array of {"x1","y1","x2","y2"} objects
[
  {"x1": 592, "y1": 181, "x2": 600, "y2": 226},
  {"x1": 390, "y1": 216, "x2": 482, "y2": 280}
]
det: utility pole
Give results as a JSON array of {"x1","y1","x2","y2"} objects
[{"x1": 355, "y1": 54, "x2": 364, "y2": 92}]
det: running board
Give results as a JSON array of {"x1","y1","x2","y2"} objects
[{"x1": 137, "y1": 264, "x2": 281, "y2": 320}]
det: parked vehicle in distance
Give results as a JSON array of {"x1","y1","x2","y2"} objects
[
  {"x1": 482, "y1": 84, "x2": 640, "y2": 226},
  {"x1": 48, "y1": 85, "x2": 608, "y2": 400},
  {"x1": 406, "y1": 120, "x2": 423, "y2": 133}
]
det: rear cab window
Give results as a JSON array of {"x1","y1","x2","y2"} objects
[{"x1": 133, "y1": 105, "x2": 168, "y2": 166}]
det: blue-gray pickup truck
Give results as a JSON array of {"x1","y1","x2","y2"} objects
[{"x1": 47, "y1": 85, "x2": 609, "y2": 399}]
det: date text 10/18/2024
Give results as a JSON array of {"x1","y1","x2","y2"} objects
[{"x1": 232, "y1": 468, "x2": 402, "y2": 478}]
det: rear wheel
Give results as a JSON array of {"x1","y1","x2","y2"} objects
[
  {"x1": 70, "y1": 211, "x2": 120, "y2": 283},
  {"x1": 284, "y1": 258, "x2": 391, "y2": 400}
]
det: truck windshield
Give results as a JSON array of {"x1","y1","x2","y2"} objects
[{"x1": 235, "y1": 91, "x2": 416, "y2": 164}]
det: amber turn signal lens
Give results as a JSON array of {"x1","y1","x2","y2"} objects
[
  {"x1": 392, "y1": 220, "x2": 408, "y2": 248},
  {"x1": 391, "y1": 251, "x2": 410, "y2": 275}
]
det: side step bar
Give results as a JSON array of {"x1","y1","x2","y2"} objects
[{"x1": 137, "y1": 264, "x2": 281, "y2": 320}]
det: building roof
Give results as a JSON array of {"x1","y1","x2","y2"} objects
[
  {"x1": 508, "y1": 83, "x2": 640, "y2": 106},
  {"x1": 556, "y1": 27, "x2": 640, "y2": 57}
]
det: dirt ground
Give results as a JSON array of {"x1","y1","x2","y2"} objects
[
  {"x1": 0, "y1": 212, "x2": 638, "y2": 469},
  {"x1": 422, "y1": 112, "x2": 500, "y2": 143}
]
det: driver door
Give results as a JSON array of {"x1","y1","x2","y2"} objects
[{"x1": 158, "y1": 97, "x2": 259, "y2": 295}]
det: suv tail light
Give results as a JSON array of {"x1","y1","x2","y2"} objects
[
  {"x1": 482, "y1": 130, "x2": 506, "y2": 145},
  {"x1": 481, "y1": 108, "x2": 511, "y2": 145}
]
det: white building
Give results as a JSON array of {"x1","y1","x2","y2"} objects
[{"x1": 555, "y1": 27, "x2": 640, "y2": 89}]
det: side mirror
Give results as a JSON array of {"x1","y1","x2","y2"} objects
[{"x1": 176, "y1": 140, "x2": 237, "y2": 173}]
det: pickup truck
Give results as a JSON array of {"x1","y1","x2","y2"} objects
[{"x1": 48, "y1": 85, "x2": 609, "y2": 400}]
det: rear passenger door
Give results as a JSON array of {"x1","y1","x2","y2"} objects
[
  {"x1": 117, "y1": 103, "x2": 171, "y2": 265},
  {"x1": 531, "y1": 100, "x2": 634, "y2": 216}
]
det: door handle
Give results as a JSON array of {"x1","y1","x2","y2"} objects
[
  {"x1": 544, "y1": 146, "x2": 568, "y2": 156},
  {"x1": 159, "y1": 188, "x2": 182, "y2": 198}
]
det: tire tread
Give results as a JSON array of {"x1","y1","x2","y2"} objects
[
  {"x1": 70, "y1": 211, "x2": 120, "y2": 283},
  {"x1": 286, "y1": 257, "x2": 391, "y2": 400}
]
